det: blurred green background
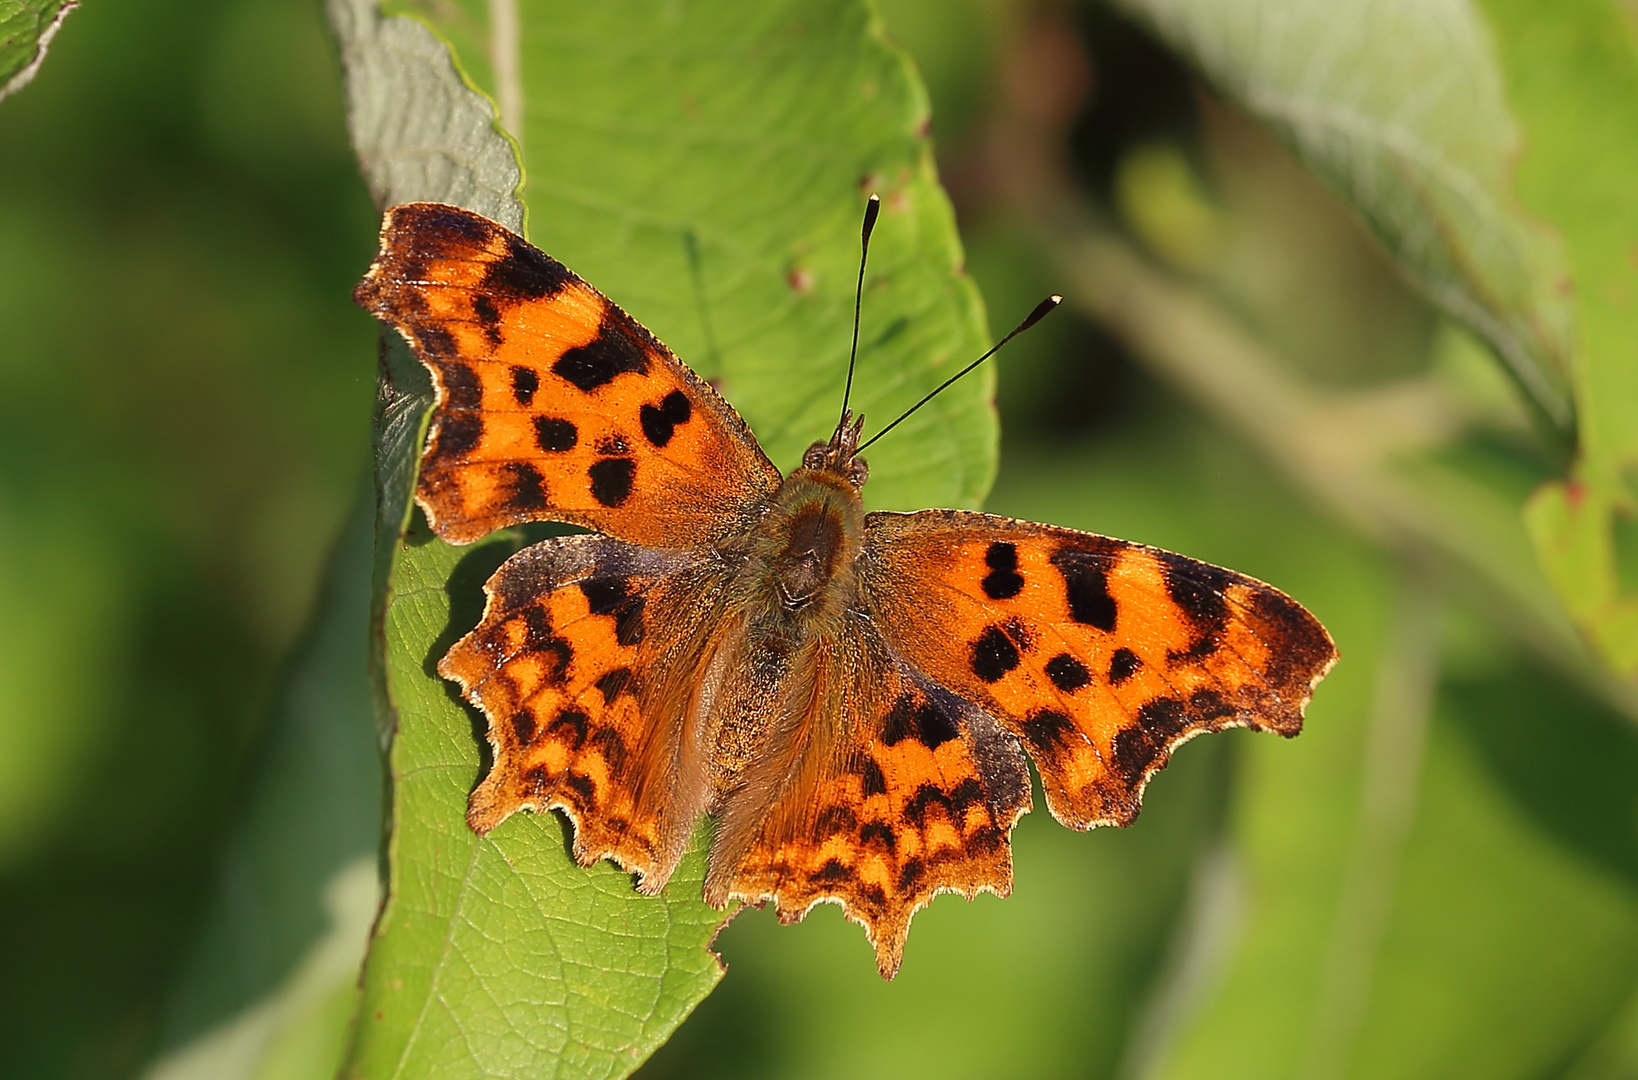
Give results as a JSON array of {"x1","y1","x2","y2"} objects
[{"x1": 3, "y1": 1, "x2": 1637, "y2": 1078}]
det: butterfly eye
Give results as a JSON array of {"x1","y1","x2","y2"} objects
[
  {"x1": 803, "y1": 442, "x2": 828, "y2": 469},
  {"x1": 847, "y1": 456, "x2": 868, "y2": 489}
]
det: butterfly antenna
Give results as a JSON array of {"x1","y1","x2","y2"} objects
[
  {"x1": 838, "y1": 194, "x2": 881, "y2": 433},
  {"x1": 857, "y1": 295, "x2": 1062, "y2": 453}
]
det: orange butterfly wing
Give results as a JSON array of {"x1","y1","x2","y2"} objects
[
  {"x1": 439, "y1": 534, "x2": 739, "y2": 888},
  {"x1": 860, "y1": 510, "x2": 1337, "y2": 830},
  {"x1": 700, "y1": 622, "x2": 1032, "y2": 979},
  {"x1": 354, "y1": 202, "x2": 780, "y2": 546}
]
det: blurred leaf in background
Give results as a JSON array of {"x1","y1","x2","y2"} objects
[{"x1": 0, "y1": 0, "x2": 376, "y2": 1075}]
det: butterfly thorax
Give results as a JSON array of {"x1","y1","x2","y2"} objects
[
  {"x1": 737, "y1": 462, "x2": 865, "y2": 640},
  {"x1": 716, "y1": 412, "x2": 869, "y2": 638}
]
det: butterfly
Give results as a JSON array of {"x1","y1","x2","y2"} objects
[{"x1": 354, "y1": 199, "x2": 1337, "y2": 978}]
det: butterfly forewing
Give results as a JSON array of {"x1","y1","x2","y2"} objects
[
  {"x1": 355, "y1": 202, "x2": 781, "y2": 546},
  {"x1": 861, "y1": 510, "x2": 1338, "y2": 829}
]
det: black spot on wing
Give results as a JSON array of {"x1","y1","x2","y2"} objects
[
  {"x1": 536, "y1": 637, "x2": 573, "y2": 687},
  {"x1": 588, "y1": 458, "x2": 636, "y2": 508},
  {"x1": 1022, "y1": 708, "x2": 1076, "y2": 760},
  {"x1": 578, "y1": 577, "x2": 630, "y2": 615},
  {"x1": 981, "y1": 541, "x2": 1025, "y2": 600},
  {"x1": 595, "y1": 666, "x2": 632, "y2": 704},
  {"x1": 579, "y1": 576, "x2": 647, "y2": 646},
  {"x1": 1112, "y1": 697, "x2": 1186, "y2": 785},
  {"x1": 418, "y1": 325, "x2": 458, "y2": 358},
  {"x1": 881, "y1": 693, "x2": 959, "y2": 749},
  {"x1": 440, "y1": 362, "x2": 482, "y2": 408},
  {"x1": 639, "y1": 390, "x2": 693, "y2": 448},
  {"x1": 482, "y1": 232, "x2": 573, "y2": 301},
  {"x1": 1045, "y1": 652, "x2": 1091, "y2": 692},
  {"x1": 533, "y1": 416, "x2": 578, "y2": 452},
  {"x1": 1109, "y1": 647, "x2": 1141, "y2": 684},
  {"x1": 860, "y1": 821, "x2": 896, "y2": 853},
  {"x1": 510, "y1": 365, "x2": 539, "y2": 405},
  {"x1": 434, "y1": 413, "x2": 483, "y2": 458},
  {"x1": 905, "y1": 785, "x2": 956, "y2": 827},
  {"x1": 949, "y1": 778, "x2": 985, "y2": 814},
  {"x1": 513, "y1": 609, "x2": 572, "y2": 686},
  {"x1": 553, "y1": 319, "x2": 650, "y2": 391},
  {"x1": 812, "y1": 859, "x2": 850, "y2": 885},
  {"x1": 1051, "y1": 546, "x2": 1118, "y2": 632},
  {"x1": 1159, "y1": 553, "x2": 1232, "y2": 659},
  {"x1": 1171, "y1": 635, "x2": 1219, "y2": 661},
  {"x1": 814, "y1": 805, "x2": 858, "y2": 838},
  {"x1": 970, "y1": 625, "x2": 1021, "y2": 683},
  {"x1": 473, "y1": 294, "x2": 502, "y2": 344},
  {"x1": 503, "y1": 462, "x2": 548, "y2": 511},
  {"x1": 518, "y1": 606, "x2": 553, "y2": 650},
  {"x1": 511, "y1": 711, "x2": 537, "y2": 747},
  {"x1": 562, "y1": 771, "x2": 597, "y2": 806},
  {"x1": 546, "y1": 706, "x2": 590, "y2": 750},
  {"x1": 861, "y1": 757, "x2": 887, "y2": 797}
]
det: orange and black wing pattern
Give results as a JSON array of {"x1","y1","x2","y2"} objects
[
  {"x1": 861, "y1": 511, "x2": 1337, "y2": 830},
  {"x1": 702, "y1": 626, "x2": 1033, "y2": 979},
  {"x1": 354, "y1": 202, "x2": 781, "y2": 547},
  {"x1": 439, "y1": 534, "x2": 735, "y2": 889}
]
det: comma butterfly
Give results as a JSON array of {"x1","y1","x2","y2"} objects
[{"x1": 354, "y1": 200, "x2": 1337, "y2": 978}]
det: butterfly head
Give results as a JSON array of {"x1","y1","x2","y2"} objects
[{"x1": 802, "y1": 410, "x2": 869, "y2": 489}]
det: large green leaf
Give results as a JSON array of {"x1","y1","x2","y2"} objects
[
  {"x1": 1103, "y1": 0, "x2": 1575, "y2": 440},
  {"x1": 384, "y1": 0, "x2": 995, "y2": 511},
  {"x1": 1483, "y1": 0, "x2": 1638, "y2": 675},
  {"x1": 0, "y1": 0, "x2": 76, "y2": 101},
  {"x1": 326, "y1": 0, "x2": 994, "y2": 1076}
]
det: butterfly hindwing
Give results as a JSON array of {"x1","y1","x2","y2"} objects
[
  {"x1": 355, "y1": 203, "x2": 781, "y2": 546},
  {"x1": 441, "y1": 534, "x2": 736, "y2": 888},
  {"x1": 861, "y1": 510, "x2": 1337, "y2": 829},
  {"x1": 704, "y1": 624, "x2": 1032, "y2": 978}
]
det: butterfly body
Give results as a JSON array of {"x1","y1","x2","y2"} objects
[{"x1": 356, "y1": 202, "x2": 1337, "y2": 977}]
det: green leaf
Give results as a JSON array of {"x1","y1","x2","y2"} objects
[
  {"x1": 1479, "y1": 0, "x2": 1638, "y2": 675},
  {"x1": 327, "y1": 0, "x2": 992, "y2": 1076},
  {"x1": 325, "y1": 0, "x2": 523, "y2": 230},
  {"x1": 1104, "y1": 0, "x2": 1576, "y2": 439},
  {"x1": 0, "y1": 0, "x2": 76, "y2": 102},
  {"x1": 347, "y1": 494, "x2": 729, "y2": 1080},
  {"x1": 384, "y1": 0, "x2": 995, "y2": 511}
]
